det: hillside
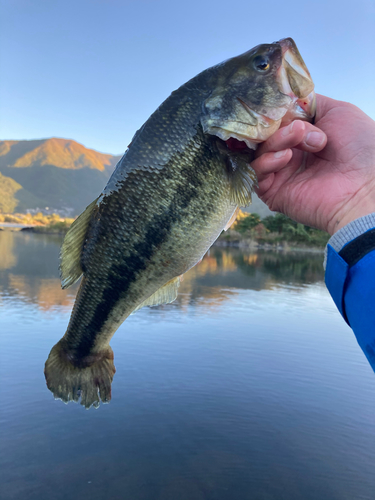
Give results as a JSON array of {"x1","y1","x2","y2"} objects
[
  {"x1": 0, "y1": 173, "x2": 22, "y2": 213},
  {"x1": 243, "y1": 195, "x2": 273, "y2": 218},
  {"x1": 0, "y1": 138, "x2": 120, "y2": 172},
  {"x1": 0, "y1": 139, "x2": 122, "y2": 215},
  {"x1": 0, "y1": 137, "x2": 272, "y2": 217}
]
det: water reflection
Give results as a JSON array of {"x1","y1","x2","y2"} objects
[
  {"x1": 177, "y1": 247, "x2": 325, "y2": 307},
  {"x1": 0, "y1": 231, "x2": 326, "y2": 408},
  {"x1": 0, "y1": 231, "x2": 78, "y2": 310},
  {"x1": 0, "y1": 232, "x2": 325, "y2": 314},
  {"x1": 1, "y1": 237, "x2": 326, "y2": 404},
  {"x1": 2, "y1": 231, "x2": 375, "y2": 500}
]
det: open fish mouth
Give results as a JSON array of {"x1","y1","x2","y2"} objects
[
  {"x1": 219, "y1": 38, "x2": 316, "y2": 153},
  {"x1": 240, "y1": 38, "x2": 317, "y2": 130},
  {"x1": 276, "y1": 37, "x2": 316, "y2": 125}
]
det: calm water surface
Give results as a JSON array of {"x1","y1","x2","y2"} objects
[{"x1": 1, "y1": 232, "x2": 374, "y2": 500}]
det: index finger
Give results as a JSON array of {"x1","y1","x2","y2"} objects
[{"x1": 255, "y1": 120, "x2": 327, "y2": 157}]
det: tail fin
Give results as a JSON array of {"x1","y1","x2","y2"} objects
[{"x1": 44, "y1": 340, "x2": 116, "y2": 409}]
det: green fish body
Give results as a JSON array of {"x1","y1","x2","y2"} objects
[{"x1": 45, "y1": 38, "x2": 316, "y2": 408}]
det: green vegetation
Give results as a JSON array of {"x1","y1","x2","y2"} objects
[
  {"x1": 234, "y1": 213, "x2": 261, "y2": 233},
  {"x1": 219, "y1": 211, "x2": 329, "y2": 248},
  {"x1": 0, "y1": 172, "x2": 22, "y2": 213},
  {"x1": 262, "y1": 213, "x2": 330, "y2": 246},
  {"x1": 29, "y1": 219, "x2": 75, "y2": 233},
  {"x1": 1, "y1": 208, "x2": 329, "y2": 245}
]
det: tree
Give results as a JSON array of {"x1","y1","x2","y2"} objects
[
  {"x1": 235, "y1": 213, "x2": 261, "y2": 234},
  {"x1": 262, "y1": 213, "x2": 291, "y2": 233}
]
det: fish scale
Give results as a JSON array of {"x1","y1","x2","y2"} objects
[
  {"x1": 64, "y1": 123, "x2": 235, "y2": 355},
  {"x1": 45, "y1": 37, "x2": 316, "y2": 408}
]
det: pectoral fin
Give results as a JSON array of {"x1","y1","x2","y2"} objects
[
  {"x1": 132, "y1": 276, "x2": 181, "y2": 314},
  {"x1": 226, "y1": 155, "x2": 258, "y2": 207},
  {"x1": 60, "y1": 198, "x2": 98, "y2": 289}
]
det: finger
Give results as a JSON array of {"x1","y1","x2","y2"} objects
[
  {"x1": 256, "y1": 120, "x2": 305, "y2": 156},
  {"x1": 251, "y1": 148, "x2": 293, "y2": 181},
  {"x1": 268, "y1": 149, "x2": 305, "y2": 189},
  {"x1": 255, "y1": 173, "x2": 275, "y2": 197},
  {"x1": 255, "y1": 149, "x2": 304, "y2": 198},
  {"x1": 256, "y1": 120, "x2": 327, "y2": 157}
]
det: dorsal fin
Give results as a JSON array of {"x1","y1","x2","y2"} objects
[
  {"x1": 132, "y1": 276, "x2": 181, "y2": 314},
  {"x1": 60, "y1": 198, "x2": 98, "y2": 289}
]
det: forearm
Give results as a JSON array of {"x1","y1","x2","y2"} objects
[{"x1": 324, "y1": 214, "x2": 375, "y2": 371}]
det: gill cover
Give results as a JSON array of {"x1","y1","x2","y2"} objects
[{"x1": 201, "y1": 38, "x2": 316, "y2": 147}]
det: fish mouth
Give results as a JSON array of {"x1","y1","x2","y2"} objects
[
  {"x1": 276, "y1": 37, "x2": 316, "y2": 124},
  {"x1": 205, "y1": 38, "x2": 316, "y2": 154},
  {"x1": 223, "y1": 38, "x2": 316, "y2": 150}
]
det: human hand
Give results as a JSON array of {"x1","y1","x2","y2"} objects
[{"x1": 251, "y1": 94, "x2": 375, "y2": 235}]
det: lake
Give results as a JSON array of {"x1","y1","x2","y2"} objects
[{"x1": 1, "y1": 231, "x2": 374, "y2": 500}]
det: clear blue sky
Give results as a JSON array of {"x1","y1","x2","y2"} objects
[{"x1": 1, "y1": 0, "x2": 374, "y2": 154}]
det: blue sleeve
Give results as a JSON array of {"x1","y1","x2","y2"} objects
[{"x1": 325, "y1": 241, "x2": 375, "y2": 371}]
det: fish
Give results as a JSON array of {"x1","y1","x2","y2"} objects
[{"x1": 45, "y1": 37, "x2": 316, "y2": 408}]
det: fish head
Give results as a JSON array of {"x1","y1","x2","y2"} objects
[{"x1": 201, "y1": 38, "x2": 316, "y2": 149}]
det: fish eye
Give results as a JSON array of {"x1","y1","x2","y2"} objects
[{"x1": 253, "y1": 55, "x2": 270, "y2": 72}]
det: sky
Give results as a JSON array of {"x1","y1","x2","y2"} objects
[{"x1": 1, "y1": 0, "x2": 374, "y2": 155}]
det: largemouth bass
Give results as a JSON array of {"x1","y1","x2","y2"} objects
[{"x1": 45, "y1": 38, "x2": 316, "y2": 408}]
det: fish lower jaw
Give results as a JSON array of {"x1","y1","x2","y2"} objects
[
  {"x1": 281, "y1": 93, "x2": 316, "y2": 125},
  {"x1": 215, "y1": 127, "x2": 258, "y2": 150},
  {"x1": 210, "y1": 120, "x2": 282, "y2": 150}
]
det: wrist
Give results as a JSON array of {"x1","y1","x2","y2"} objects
[
  {"x1": 323, "y1": 212, "x2": 375, "y2": 269},
  {"x1": 328, "y1": 184, "x2": 375, "y2": 235}
]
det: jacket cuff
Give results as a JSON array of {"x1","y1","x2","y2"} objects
[
  {"x1": 324, "y1": 213, "x2": 375, "y2": 325},
  {"x1": 323, "y1": 213, "x2": 375, "y2": 268}
]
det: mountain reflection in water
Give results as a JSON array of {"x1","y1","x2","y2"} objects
[
  {"x1": 0, "y1": 231, "x2": 78, "y2": 310},
  {"x1": 0, "y1": 231, "x2": 325, "y2": 313},
  {"x1": 1, "y1": 231, "x2": 375, "y2": 500}
]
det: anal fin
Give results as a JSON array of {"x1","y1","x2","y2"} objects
[{"x1": 132, "y1": 276, "x2": 181, "y2": 314}]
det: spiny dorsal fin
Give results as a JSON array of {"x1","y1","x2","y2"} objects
[
  {"x1": 60, "y1": 198, "x2": 98, "y2": 289},
  {"x1": 132, "y1": 276, "x2": 181, "y2": 314},
  {"x1": 226, "y1": 155, "x2": 258, "y2": 207}
]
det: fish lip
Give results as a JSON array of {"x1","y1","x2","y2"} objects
[
  {"x1": 276, "y1": 38, "x2": 316, "y2": 122},
  {"x1": 297, "y1": 91, "x2": 316, "y2": 121}
]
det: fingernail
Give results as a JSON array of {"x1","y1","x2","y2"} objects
[
  {"x1": 306, "y1": 131, "x2": 325, "y2": 147},
  {"x1": 281, "y1": 122, "x2": 294, "y2": 137},
  {"x1": 274, "y1": 150, "x2": 288, "y2": 158}
]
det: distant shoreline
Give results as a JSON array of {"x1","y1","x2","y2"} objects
[
  {"x1": 214, "y1": 239, "x2": 325, "y2": 253},
  {"x1": 0, "y1": 225, "x2": 326, "y2": 253},
  {"x1": 0, "y1": 223, "x2": 36, "y2": 229},
  {"x1": 0, "y1": 224, "x2": 66, "y2": 234},
  {"x1": 0, "y1": 214, "x2": 74, "y2": 234}
]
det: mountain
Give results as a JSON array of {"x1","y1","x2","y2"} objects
[
  {"x1": 0, "y1": 139, "x2": 122, "y2": 215},
  {"x1": 0, "y1": 172, "x2": 23, "y2": 213},
  {"x1": 0, "y1": 137, "x2": 273, "y2": 218},
  {"x1": 0, "y1": 138, "x2": 119, "y2": 172}
]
